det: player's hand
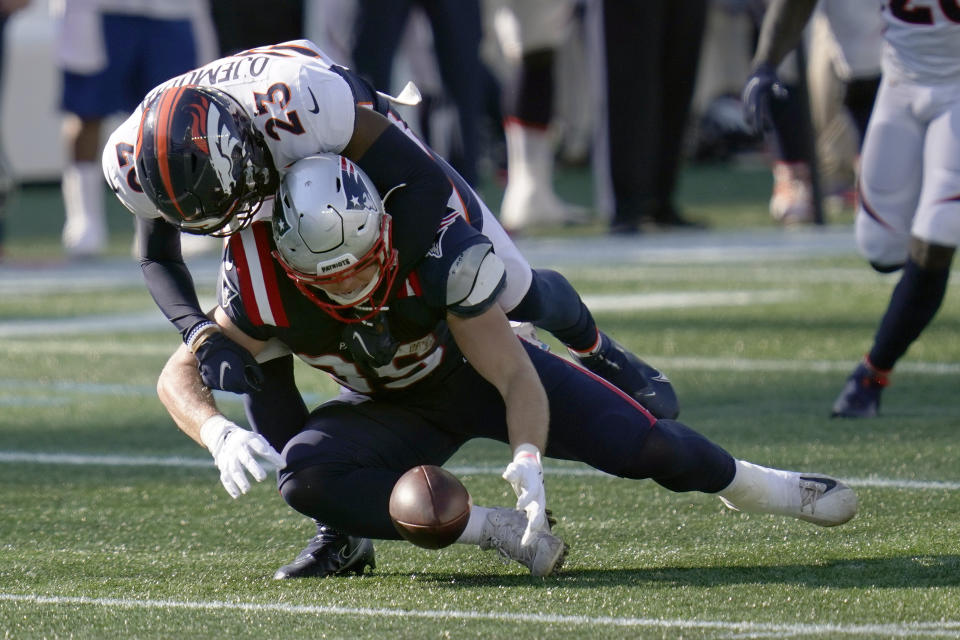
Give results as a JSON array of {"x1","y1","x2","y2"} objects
[
  {"x1": 502, "y1": 444, "x2": 548, "y2": 546},
  {"x1": 200, "y1": 415, "x2": 284, "y2": 498},
  {"x1": 343, "y1": 314, "x2": 399, "y2": 369},
  {"x1": 741, "y1": 63, "x2": 788, "y2": 134},
  {"x1": 195, "y1": 332, "x2": 265, "y2": 393}
]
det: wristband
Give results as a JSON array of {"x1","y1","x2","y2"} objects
[
  {"x1": 199, "y1": 414, "x2": 232, "y2": 453},
  {"x1": 185, "y1": 321, "x2": 218, "y2": 353}
]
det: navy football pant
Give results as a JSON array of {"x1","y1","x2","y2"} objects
[{"x1": 278, "y1": 342, "x2": 735, "y2": 540}]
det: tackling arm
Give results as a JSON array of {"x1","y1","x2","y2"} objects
[
  {"x1": 137, "y1": 216, "x2": 208, "y2": 339},
  {"x1": 342, "y1": 107, "x2": 453, "y2": 270},
  {"x1": 138, "y1": 217, "x2": 264, "y2": 393}
]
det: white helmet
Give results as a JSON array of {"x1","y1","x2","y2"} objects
[{"x1": 272, "y1": 153, "x2": 398, "y2": 322}]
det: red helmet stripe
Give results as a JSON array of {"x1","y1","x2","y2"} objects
[{"x1": 154, "y1": 86, "x2": 190, "y2": 219}]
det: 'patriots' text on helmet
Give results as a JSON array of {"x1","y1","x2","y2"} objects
[
  {"x1": 135, "y1": 86, "x2": 278, "y2": 236},
  {"x1": 272, "y1": 153, "x2": 398, "y2": 322}
]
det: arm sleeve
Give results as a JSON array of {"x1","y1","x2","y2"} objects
[
  {"x1": 136, "y1": 216, "x2": 209, "y2": 341},
  {"x1": 352, "y1": 123, "x2": 453, "y2": 274},
  {"x1": 242, "y1": 354, "x2": 308, "y2": 452}
]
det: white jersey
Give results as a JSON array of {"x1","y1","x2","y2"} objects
[
  {"x1": 882, "y1": 0, "x2": 960, "y2": 82},
  {"x1": 103, "y1": 40, "x2": 357, "y2": 222},
  {"x1": 855, "y1": 2, "x2": 960, "y2": 263}
]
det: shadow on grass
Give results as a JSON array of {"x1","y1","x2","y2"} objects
[{"x1": 406, "y1": 555, "x2": 960, "y2": 589}]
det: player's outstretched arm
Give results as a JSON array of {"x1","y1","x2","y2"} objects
[
  {"x1": 157, "y1": 314, "x2": 281, "y2": 498},
  {"x1": 447, "y1": 305, "x2": 549, "y2": 543}
]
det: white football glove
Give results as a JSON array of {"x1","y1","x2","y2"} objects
[
  {"x1": 199, "y1": 415, "x2": 284, "y2": 499},
  {"x1": 501, "y1": 443, "x2": 548, "y2": 546}
]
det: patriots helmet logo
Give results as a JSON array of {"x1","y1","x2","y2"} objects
[{"x1": 340, "y1": 156, "x2": 378, "y2": 213}]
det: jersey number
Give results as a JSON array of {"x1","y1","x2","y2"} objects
[
  {"x1": 253, "y1": 82, "x2": 306, "y2": 141},
  {"x1": 114, "y1": 142, "x2": 142, "y2": 192},
  {"x1": 298, "y1": 340, "x2": 445, "y2": 393},
  {"x1": 890, "y1": 0, "x2": 960, "y2": 23}
]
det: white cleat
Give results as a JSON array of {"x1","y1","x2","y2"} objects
[
  {"x1": 479, "y1": 508, "x2": 567, "y2": 576},
  {"x1": 720, "y1": 461, "x2": 858, "y2": 527}
]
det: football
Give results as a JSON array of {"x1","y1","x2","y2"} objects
[{"x1": 389, "y1": 465, "x2": 471, "y2": 549}]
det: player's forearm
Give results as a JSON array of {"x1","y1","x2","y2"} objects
[
  {"x1": 503, "y1": 371, "x2": 549, "y2": 454},
  {"x1": 157, "y1": 344, "x2": 221, "y2": 447},
  {"x1": 136, "y1": 216, "x2": 209, "y2": 339},
  {"x1": 752, "y1": 0, "x2": 818, "y2": 69}
]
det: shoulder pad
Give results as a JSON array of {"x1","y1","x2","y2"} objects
[{"x1": 446, "y1": 244, "x2": 506, "y2": 316}]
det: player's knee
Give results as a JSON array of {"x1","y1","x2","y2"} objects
[
  {"x1": 278, "y1": 465, "x2": 340, "y2": 520},
  {"x1": 639, "y1": 420, "x2": 735, "y2": 493},
  {"x1": 856, "y1": 217, "x2": 909, "y2": 270}
]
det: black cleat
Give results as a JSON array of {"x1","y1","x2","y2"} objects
[
  {"x1": 572, "y1": 332, "x2": 680, "y2": 419},
  {"x1": 831, "y1": 361, "x2": 888, "y2": 418},
  {"x1": 273, "y1": 526, "x2": 375, "y2": 579}
]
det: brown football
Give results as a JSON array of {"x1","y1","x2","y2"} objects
[{"x1": 389, "y1": 465, "x2": 471, "y2": 549}]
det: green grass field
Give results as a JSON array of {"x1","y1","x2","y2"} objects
[{"x1": 2, "y1": 165, "x2": 959, "y2": 639}]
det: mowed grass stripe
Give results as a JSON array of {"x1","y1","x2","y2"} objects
[{"x1": 2, "y1": 593, "x2": 959, "y2": 637}]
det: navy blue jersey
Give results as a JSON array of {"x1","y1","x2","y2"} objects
[{"x1": 218, "y1": 214, "x2": 505, "y2": 396}]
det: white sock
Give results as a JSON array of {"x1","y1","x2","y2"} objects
[
  {"x1": 455, "y1": 505, "x2": 495, "y2": 545},
  {"x1": 718, "y1": 459, "x2": 795, "y2": 515},
  {"x1": 62, "y1": 162, "x2": 107, "y2": 251}
]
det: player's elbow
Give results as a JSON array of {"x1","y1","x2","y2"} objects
[{"x1": 157, "y1": 345, "x2": 196, "y2": 406}]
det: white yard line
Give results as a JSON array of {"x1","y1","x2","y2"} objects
[
  {"x1": 0, "y1": 289, "x2": 791, "y2": 337},
  {"x1": 0, "y1": 593, "x2": 957, "y2": 637},
  {"x1": 0, "y1": 451, "x2": 956, "y2": 491}
]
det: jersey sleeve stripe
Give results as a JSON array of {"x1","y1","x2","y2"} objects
[
  {"x1": 230, "y1": 224, "x2": 290, "y2": 327},
  {"x1": 252, "y1": 223, "x2": 290, "y2": 327},
  {"x1": 229, "y1": 231, "x2": 264, "y2": 326}
]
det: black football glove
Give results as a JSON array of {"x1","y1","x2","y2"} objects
[
  {"x1": 343, "y1": 313, "x2": 399, "y2": 370},
  {"x1": 194, "y1": 332, "x2": 265, "y2": 393},
  {"x1": 741, "y1": 63, "x2": 788, "y2": 134}
]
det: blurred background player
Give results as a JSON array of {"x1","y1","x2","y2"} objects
[
  {"x1": 0, "y1": 0, "x2": 29, "y2": 261},
  {"x1": 485, "y1": 0, "x2": 586, "y2": 232},
  {"x1": 745, "y1": 0, "x2": 960, "y2": 417},
  {"x1": 590, "y1": 0, "x2": 709, "y2": 234},
  {"x1": 743, "y1": 0, "x2": 881, "y2": 226},
  {"x1": 209, "y1": 0, "x2": 303, "y2": 56},
  {"x1": 56, "y1": 0, "x2": 216, "y2": 257},
  {"x1": 349, "y1": 0, "x2": 485, "y2": 188},
  {"x1": 805, "y1": 0, "x2": 881, "y2": 216}
]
